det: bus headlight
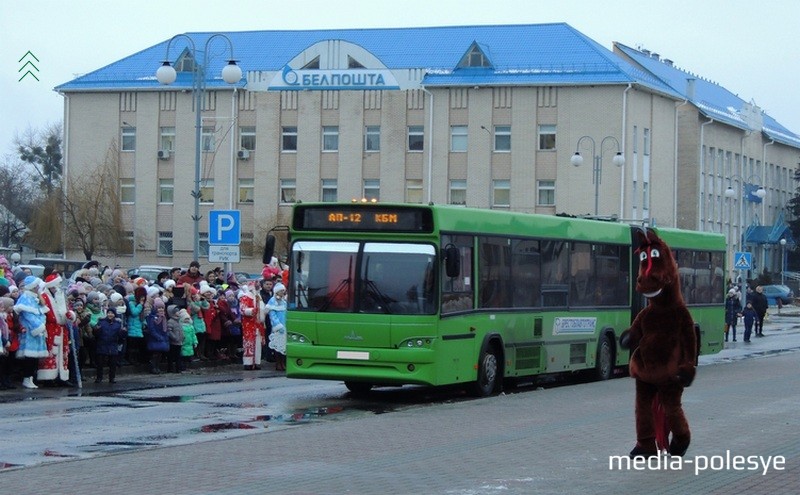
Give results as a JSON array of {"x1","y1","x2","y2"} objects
[
  {"x1": 289, "y1": 332, "x2": 309, "y2": 344},
  {"x1": 399, "y1": 338, "x2": 433, "y2": 348}
]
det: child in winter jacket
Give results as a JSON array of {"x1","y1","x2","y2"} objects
[
  {"x1": 94, "y1": 308, "x2": 126, "y2": 383},
  {"x1": 178, "y1": 308, "x2": 197, "y2": 370},
  {"x1": 166, "y1": 305, "x2": 184, "y2": 373},
  {"x1": 742, "y1": 301, "x2": 758, "y2": 343}
]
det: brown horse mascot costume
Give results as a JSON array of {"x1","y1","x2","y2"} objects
[{"x1": 620, "y1": 228, "x2": 697, "y2": 458}]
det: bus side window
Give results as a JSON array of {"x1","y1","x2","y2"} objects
[
  {"x1": 479, "y1": 236, "x2": 511, "y2": 309},
  {"x1": 441, "y1": 234, "x2": 473, "y2": 314},
  {"x1": 511, "y1": 239, "x2": 540, "y2": 308},
  {"x1": 541, "y1": 240, "x2": 568, "y2": 307}
]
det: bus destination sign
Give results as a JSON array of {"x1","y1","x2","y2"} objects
[{"x1": 295, "y1": 205, "x2": 433, "y2": 232}]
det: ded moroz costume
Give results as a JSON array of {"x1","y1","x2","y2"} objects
[
  {"x1": 38, "y1": 272, "x2": 75, "y2": 383},
  {"x1": 239, "y1": 282, "x2": 264, "y2": 369}
]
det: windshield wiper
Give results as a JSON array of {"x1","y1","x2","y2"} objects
[
  {"x1": 318, "y1": 256, "x2": 353, "y2": 312},
  {"x1": 362, "y1": 256, "x2": 393, "y2": 314}
]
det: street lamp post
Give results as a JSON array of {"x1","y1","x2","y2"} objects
[
  {"x1": 780, "y1": 238, "x2": 787, "y2": 286},
  {"x1": 570, "y1": 136, "x2": 625, "y2": 216},
  {"x1": 155, "y1": 34, "x2": 242, "y2": 262},
  {"x1": 724, "y1": 175, "x2": 766, "y2": 309},
  {"x1": 724, "y1": 174, "x2": 766, "y2": 253}
]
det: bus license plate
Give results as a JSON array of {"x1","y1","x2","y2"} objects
[{"x1": 337, "y1": 351, "x2": 370, "y2": 360}]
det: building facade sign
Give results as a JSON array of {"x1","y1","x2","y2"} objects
[{"x1": 268, "y1": 66, "x2": 400, "y2": 91}]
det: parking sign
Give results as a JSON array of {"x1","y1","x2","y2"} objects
[{"x1": 208, "y1": 210, "x2": 241, "y2": 245}]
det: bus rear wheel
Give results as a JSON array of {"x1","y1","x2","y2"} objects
[
  {"x1": 595, "y1": 335, "x2": 614, "y2": 381},
  {"x1": 469, "y1": 344, "x2": 501, "y2": 397},
  {"x1": 345, "y1": 381, "x2": 373, "y2": 395}
]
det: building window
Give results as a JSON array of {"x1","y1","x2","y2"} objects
[
  {"x1": 122, "y1": 231, "x2": 134, "y2": 255},
  {"x1": 120, "y1": 179, "x2": 135, "y2": 204},
  {"x1": 408, "y1": 125, "x2": 424, "y2": 151},
  {"x1": 364, "y1": 179, "x2": 380, "y2": 201},
  {"x1": 199, "y1": 232, "x2": 209, "y2": 257},
  {"x1": 461, "y1": 44, "x2": 491, "y2": 68},
  {"x1": 451, "y1": 125, "x2": 468, "y2": 152},
  {"x1": 449, "y1": 179, "x2": 467, "y2": 205},
  {"x1": 238, "y1": 178, "x2": 254, "y2": 203},
  {"x1": 632, "y1": 126, "x2": 638, "y2": 154},
  {"x1": 282, "y1": 126, "x2": 297, "y2": 152},
  {"x1": 322, "y1": 126, "x2": 339, "y2": 152},
  {"x1": 364, "y1": 125, "x2": 380, "y2": 152},
  {"x1": 494, "y1": 126, "x2": 511, "y2": 152},
  {"x1": 158, "y1": 231, "x2": 173, "y2": 256},
  {"x1": 538, "y1": 125, "x2": 556, "y2": 150},
  {"x1": 280, "y1": 179, "x2": 296, "y2": 204},
  {"x1": 159, "y1": 179, "x2": 174, "y2": 204},
  {"x1": 160, "y1": 126, "x2": 175, "y2": 152},
  {"x1": 492, "y1": 180, "x2": 511, "y2": 207},
  {"x1": 406, "y1": 179, "x2": 423, "y2": 204},
  {"x1": 643, "y1": 128, "x2": 651, "y2": 156},
  {"x1": 121, "y1": 126, "x2": 136, "y2": 152},
  {"x1": 537, "y1": 180, "x2": 555, "y2": 206},
  {"x1": 240, "y1": 126, "x2": 256, "y2": 151},
  {"x1": 200, "y1": 179, "x2": 214, "y2": 204},
  {"x1": 176, "y1": 52, "x2": 195, "y2": 72},
  {"x1": 322, "y1": 179, "x2": 338, "y2": 202},
  {"x1": 202, "y1": 126, "x2": 215, "y2": 152}
]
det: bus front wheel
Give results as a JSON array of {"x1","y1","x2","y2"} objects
[
  {"x1": 469, "y1": 344, "x2": 501, "y2": 397},
  {"x1": 595, "y1": 334, "x2": 615, "y2": 381}
]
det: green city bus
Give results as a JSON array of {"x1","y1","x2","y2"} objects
[{"x1": 278, "y1": 202, "x2": 725, "y2": 396}]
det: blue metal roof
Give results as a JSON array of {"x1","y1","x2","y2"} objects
[
  {"x1": 615, "y1": 42, "x2": 800, "y2": 149},
  {"x1": 55, "y1": 24, "x2": 679, "y2": 97}
]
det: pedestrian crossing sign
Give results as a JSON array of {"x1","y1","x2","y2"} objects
[{"x1": 734, "y1": 251, "x2": 752, "y2": 270}]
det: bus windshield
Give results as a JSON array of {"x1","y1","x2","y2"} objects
[{"x1": 291, "y1": 241, "x2": 437, "y2": 315}]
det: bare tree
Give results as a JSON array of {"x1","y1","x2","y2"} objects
[
  {"x1": 25, "y1": 193, "x2": 62, "y2": 253},
  {"x1": 60, "y1": 142, "x2": 126, "y2": 260},
  {"x1": 15, "y1": 123, "x2": 63, "y2": 195},
  {"x1": 0, "y1": 164, "x2": 39, "y2": 248}
]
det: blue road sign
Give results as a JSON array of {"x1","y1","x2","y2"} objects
[
  {"x1": 734, "y1": 251, "x2": 752, "y2": 270},
  {"x1": 208, "y1": 210, "x2": 241, "y2": 245}
]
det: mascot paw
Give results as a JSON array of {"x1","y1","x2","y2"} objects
[
  {"x1": 669, "y1": 436, "x2": 690, "y2": 457},
  {"x1": 677, "y1": 366, "x2": 696, "y2": 387},
  {"x1": 619, "y1": 330, "x2": 631, "y2": 350},
  {"x1": 629, "y1": 444, "x2": 658, "y2": 459}
]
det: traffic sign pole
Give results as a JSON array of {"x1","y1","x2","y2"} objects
[
  {"x1": 208, "y1": 210, "x2": 242, "y2": 282},
  {"x1": 734, "y1": 251, "x2": 752, "y2": 309}
]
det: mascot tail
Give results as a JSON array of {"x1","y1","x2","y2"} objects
[{"x1": 653, "y1": 394, "x2": 669, "y2": 452}]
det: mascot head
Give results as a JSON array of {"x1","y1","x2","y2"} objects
[{"x1": 635, "y1": 228, "x2": 682, "y2": 303}]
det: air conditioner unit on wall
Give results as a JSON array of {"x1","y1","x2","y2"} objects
[
  {"x1": 157, "y1": 149, "x2": 170, "y2": 160},
  {"x1": 237, "y1": 149, "x2": 250, "y2": 160}
]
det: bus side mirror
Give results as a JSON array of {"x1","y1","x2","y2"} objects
[
  {"x1": 444, "y1": 245, "x2": 460, "y2": 278},
  {"x1": 263, "y1": 234, "x2": 276, "y2": 264}
]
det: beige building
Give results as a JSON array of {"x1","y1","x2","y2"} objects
[{"x1": 56, "y1": 25, "x2": 800, "y2": 277}]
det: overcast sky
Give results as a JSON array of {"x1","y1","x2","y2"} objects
[{"x1": 1, "y1": 0, "x2": 798, "y2": 161}]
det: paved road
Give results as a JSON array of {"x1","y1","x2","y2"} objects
[{"x1": 1, "y1": 316, "x2": 798, "y2": 494}]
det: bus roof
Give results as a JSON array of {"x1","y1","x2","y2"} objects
[{"x1": 291, "y1": 203, "x2": 727, "y2": 250}]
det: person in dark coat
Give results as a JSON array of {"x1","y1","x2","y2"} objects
[
  {"x1": 94, "y1": 308, "x2": 126, "y2": 383},
  {"x1": 749, "y1": 286, "x2": 769, "y2": 337},
  {"x1": 145, "y1": 299, "x2": 170, "y2": 374},
  {"x1": 724, "y1": 289, "x2": 742, "y2": 342}
]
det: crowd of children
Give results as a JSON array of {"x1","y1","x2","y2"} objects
[{"x1": 0, "y1": 255, "x2": 289, "y2": 389}]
